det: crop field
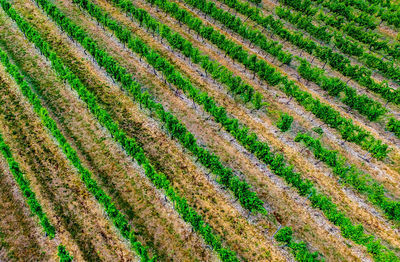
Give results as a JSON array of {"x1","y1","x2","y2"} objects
[{"x1": 0, "y1": 0, "x2": 400, "y2": 261}]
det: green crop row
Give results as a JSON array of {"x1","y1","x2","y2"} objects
[{"x1": 35, "y1": 0, "x2": 400, "y2": 260}]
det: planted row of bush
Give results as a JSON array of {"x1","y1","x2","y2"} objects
[
  {"x1": 37, "y1": 0, "x2": 400, "y2": 260},
  {"x1": 274, "y1": 227, "x2": 320, "y2": 261},
  {"x1": 276, "y1": 4, "x2": 400, "y2": 84},
  {"x1": 0, "y1": 126, "x2": 55, "y2": 239},
  {"x1": 76, "y1": 0, "x2": 267, "y2": 214},
  {"x1": 215, "y1": 0, "x2": 400, "y2": 105},
  {"x1": 0, "y1": 3, "x2": 153, "y2": 260},
  {"x1": 0, "y1": 48, "x2": 73, "y2": 262},
  {"x1": 5, "y1": 0, "x2": 243, "y2": 260},
  {"x1": 295, "y1": 132, "x2": 400, "y2": 221},
  {"x1": 150, "y1": 0, "x2": 390, "y2": 160},
  {"x1": 58, "y1": 245, "x2": 73, "y2": 262},
  {"x1": 297, "y1": 57, "x2": 387, "y2": 121},
  {"x1": 106, "y1": 0, "x2": 268, "y2": 112},
  {"x1": 71, "y1": 1, "x2": 325, "y2": 260}
]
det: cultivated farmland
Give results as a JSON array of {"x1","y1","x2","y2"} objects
[{"x1": 0, "y1": 0, "x2": 399, "y2": 261}]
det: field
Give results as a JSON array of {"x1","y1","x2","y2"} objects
[{"x1": 0, "y1": 0, "x2": 399, "y2": 261}]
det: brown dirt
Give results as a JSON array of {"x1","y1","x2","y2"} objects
[
  {"x1": 93, "y1": 0, "x2": 400, "y2": 254},
  {"x1": 0, "y1": 152, "x2": 52, "y2": 262},
  {"x1": 9, "y1": 0, "x2": 291, "y2": 260},
  {"x1": 41, "y1": 0, "x2": 386, "y2": 260},
  {"x1": 131, "y1": 0, "x2": 400, "y2": 200},
  {"x1": 0, "y1": 33, "x2": 139, "y2": 262},
  {"x1": 0, "y1": 6, "x2": 215, "y2": 262}
]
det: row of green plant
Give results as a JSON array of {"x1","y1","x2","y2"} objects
[
  {"x1": 5, "y1": 0, "x2": 245, "y2": 260},
  {"x1": 386, "y1": 118, "x2": 400, "y2": 138},
  {"x1": 275, "y1": 4, "x2": 400, "y2": 83},
  {"x1": 0, "y1": 131, "x2": 55, "y2": 239},
  {"x1": 78, "y1": 1, "x2": 326, "y2": 259},
  {"x1": 295, "y1": 132, "x2": 400, "y2": 221},
  {"x1": 39, "y1": 0, "x2": 400, "y2": 260},
  {"x1": 274, "y1": 227, "x2": 320, "y2": 262},
  {"x1": 297, "y1": 57, "x2": 387, "y2": 121},
  {"x1": 310, "y1": 0, "x2": 378, "y2": 29},
  {"x1": 149, "y1": 0, "x2": 390, "y2": 160},
  {"x1": 0, "y1": 3, "x2": 153, "y2": 261},
  {"x1": 46, "y1": 0, "x2": 324, "y2": 259},
  {"x1": 216, "y1": 0, "x2": 400, "y2": 105},
  {"x1": 58, "y1": 245, "x2": 73, "y2": 262},
  {"x1": 0, "y1": 50, "x2": 73, "y2": 261},
  {"x1": 322, "y1": 0, "x2": 400, "y2": 29},
  {"x1": 77, "y1": 0, "x2": 268, "y2": 215}
]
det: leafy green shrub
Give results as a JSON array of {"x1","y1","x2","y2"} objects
[{"x1": 277, "y1": 113, "x2": 294, "y2": 132}]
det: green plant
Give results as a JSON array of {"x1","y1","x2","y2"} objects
[{"x1": 276, "y1": 113, "x2": 294, "y2": 132}]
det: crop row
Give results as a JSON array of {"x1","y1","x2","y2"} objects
[
  {"x1": 46, "y1": 0, "x2": 400, "y2": 259},
  {"x1": 220, "y1": 0, "x2": 400, "y2": 106},
  {"x1": 276, "y1": 3, "x2": 400, "y2": 84},
  {"x1": 0, "y1": 2, "x2": 154, "y2": 260},
  {"x1": 295, "y1": 132, "x2": 400, "y2": 221},
  {"x1": 151, "y1": 0, "x2": 390, "y2": 159},
  {"x1": 0, "y1": 47, "x2": 74, "y2": 262}
]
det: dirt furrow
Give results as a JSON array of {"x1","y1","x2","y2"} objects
[
  {"x1": 87, "y1": 0, "x2": 400, "y2": 252},
  {"x1": 0, "y1": 7, "x2": 215, "y2": 261},
  {"x1": 0, "y1": 37, "x2": 139, "y2": 262},
  {"x1": 139, "y1": 0, "x2": 400, "y2": 189},
  {"x1": 47, "y1": 0, "x2": 396, "y2": 258},
  {"x1": 0, "y1": 154, "x2": 52, "y2": 262},
  {"x1": 13, "y1": 0, "x2": 291, "y2": 260},
  {"x1": 128, "y1": 0, "x2": 400, "y2": 199}
]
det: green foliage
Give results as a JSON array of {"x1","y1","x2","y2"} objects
[
  {"x1": 312, "y1": 127, "x2": 324, "y2": 135},
  {"x1": 149, "y1": 0, "x2": 390, "y2": 160},
  {"x1": 0, "y1": 5, "x2": 152, "y2": 261},
  {"x1": 386, "y1": 118, "x2": 400, "y2": 138},
  {"x1": 57, "y1": 245, "x2": 73, "y2": 262},
  {"x1": 295, "y1": 132, "x2": 400, "y2": 222},
  {"x1": 275, "y1": 227, "x2": 321, "y2": 261},
  {"x1": 276, "y1": 113, "x2": 293, "y2": 132},
  {"x1": 274, "y1": 226, "x2": 293, "y2": 243},
  {"x1": 2, "y1": 1, "x2": 241, "y2": 260},
  {"x1": 0, "y1": 131, "x2": 56, "y2": 239}
]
